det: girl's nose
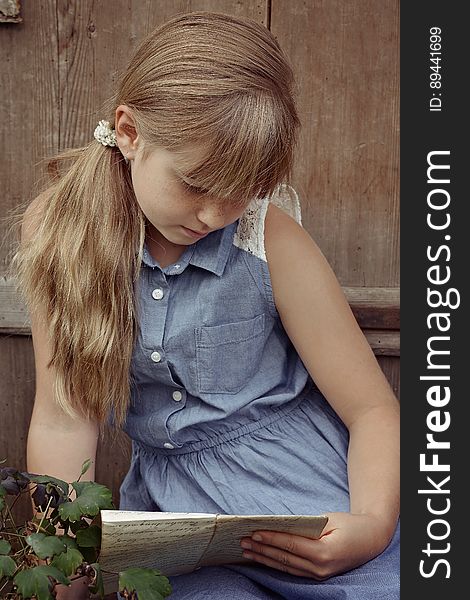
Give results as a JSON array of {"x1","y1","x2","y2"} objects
[{"x1": 196, "y1": 202, "x2": 226, "y2": 231}]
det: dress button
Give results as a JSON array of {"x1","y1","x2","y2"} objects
[
  {"x1": 152, "y1": 288, "x2": 164, "y2": 300},
  {"x1": 150, "y1": 351, "x2": 162, "y2": 363},
  {"x1": 172, "y1": 390, "x2": 183, "y2": 402},
  {"x1": 163, "y1": 442, "x2": 174, "y2": 449}
]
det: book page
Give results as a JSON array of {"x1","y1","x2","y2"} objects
[
  {"x1": 99, "y1": 510, "x2": 216, "y2": 576},
  {"x1": 199, "y1": 514, "x2": 329, "y2": 567}
]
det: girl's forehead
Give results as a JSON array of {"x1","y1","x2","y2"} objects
[{"x1": 147, "y1": 143, "x2": 255, "y2": 205}]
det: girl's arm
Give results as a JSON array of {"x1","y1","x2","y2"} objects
[
  {"x1": 27, "y1": 306, "x2": 99, "y2": 484},
  {"x1": 22, "y1": 196, "x2": 99, "y2": 486},
  {"x1": 240, "y1": 203, "x2": 399, "y2": 578}
]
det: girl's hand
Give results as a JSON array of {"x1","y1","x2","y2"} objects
[{"x1": 239, "y1": 512, "x2": 395, "y2": 580}]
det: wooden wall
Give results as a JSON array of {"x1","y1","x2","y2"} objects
[{"x1": 0, "y1": 1, "x2": 399, "y2": 518}]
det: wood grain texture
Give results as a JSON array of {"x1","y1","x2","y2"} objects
[
  {"x1": 363, "y1": 330, "x2": 400, "y2": 356},
  {"x1": 0, "y1": 334, "x2": 35, "y2": 525},
  {"x1": 344, "y1": 286, "x2": 400, "y2": 330},
  {"x1": 377, "y1": 356, "x2": 400, "y2": 400},
  {"x1": 271, "y1": 0, "x2": 399, "y2": 287},
  {"x1": 0, "y1": 276, "x2": 30, "y2": 332},
  {"x1": 1, "y1": 0, "x2": 59, "y2": 265}
]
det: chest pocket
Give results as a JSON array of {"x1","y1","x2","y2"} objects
[{"x1": 195, "y1": 313, "x2": 266, "y2": 394}]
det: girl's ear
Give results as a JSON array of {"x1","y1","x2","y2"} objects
[{"x1": 114, "y1": 105, "x2": 140, "y2": 160}]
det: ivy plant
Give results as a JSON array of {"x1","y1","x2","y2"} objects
[{"x1": 0, "y1": 459, "x2": 172, "y2": 599}]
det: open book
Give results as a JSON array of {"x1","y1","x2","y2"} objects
[{"x1": 99, "y1": 510, "x2": 328, "y2": 577}]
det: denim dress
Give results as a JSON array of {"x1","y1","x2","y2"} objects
[{"x1": 119, "y1": 185, "x2": 400, "y2": 599}]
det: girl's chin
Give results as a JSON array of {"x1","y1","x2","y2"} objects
[{"x1": 179, "y1": 225, "x2": 209, "y2": 240}]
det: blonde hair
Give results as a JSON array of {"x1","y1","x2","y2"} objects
[{"x1": 8, "y1": 11, "x2": 301, "y2": 430}]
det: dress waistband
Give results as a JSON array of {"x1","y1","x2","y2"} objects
[{"x1": 135, "y1": 381, "x2": 317, "y2": 457}]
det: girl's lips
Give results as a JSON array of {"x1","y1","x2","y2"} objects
[{"x1": 181, "y1": 226, "x2": 209, "y2": 239}]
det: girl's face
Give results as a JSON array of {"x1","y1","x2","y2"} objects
[{"x1": 130, "y1": 145, "x2": 248, "y2": 252}]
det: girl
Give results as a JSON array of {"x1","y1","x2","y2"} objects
[{"x1": 12, "y1": 11, "x2": 399, "y2": 600}]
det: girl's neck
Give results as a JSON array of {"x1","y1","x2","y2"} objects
[{"x1": 145, "y1": 224, "x2": 186, "y2": 268}]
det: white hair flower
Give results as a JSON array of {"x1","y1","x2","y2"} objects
[{"x1": 93, "y1": 120, "x2": 117, "y2": 147}]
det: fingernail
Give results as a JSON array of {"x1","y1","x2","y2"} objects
[
  {"x1": 243, "y1": 552, "x2": 253, "y2": 559},
  {"x1": 252, "y1": 534, "x2": 262, "y2": 541},
  {"x1": 240, "y1": 541, "x2": 252, "y2": 550}
]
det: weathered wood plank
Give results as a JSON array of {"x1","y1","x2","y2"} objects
[
  {"x1": 363, "y1": 330, "x2": 400, "y2": 356},
  {"x1": 0, "y1": 0, "x2": 59, "y2": 265},
  {"x1": 343, "y1": 286, "x2": 400, "y2": 330},
  {"x1": 0, "y1": 277, "x2": 30, "y2": 332},
  {"x1": 272, "y1": 0, "x2": 400, "y2": 287},
  {"x1": 377, "y1": 356, "x2": 400, "y2": 400}
]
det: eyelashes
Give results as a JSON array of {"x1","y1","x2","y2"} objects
[
  {"x1": 179, "y1": 177, "x2": 248, "y2": 208},
  {"x1": 180, "y1": 179, "x2": 208, "y2": 196}
]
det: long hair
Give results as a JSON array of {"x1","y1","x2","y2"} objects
[{"x1": 8, "y1": 11, "x2": 301, "y2": 430}]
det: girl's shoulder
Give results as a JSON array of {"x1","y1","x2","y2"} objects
[
  {"x1": 263, "y1": 187, "x2": 341, "y2": 314},
  {"x1": 262, "y1": 183, "x2": 326, "y2": 271}
]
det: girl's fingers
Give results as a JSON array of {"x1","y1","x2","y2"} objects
[
  {"x1": 240, "y1": 533, "x2": 328, "y2": 578},
  {"x1": 243, "y1": 530, "x2": 326, "y2": 561}
]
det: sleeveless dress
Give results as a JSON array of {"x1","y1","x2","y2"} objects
[{"x1": 119, "y1": 184, "x2": 400, "y2": 599}]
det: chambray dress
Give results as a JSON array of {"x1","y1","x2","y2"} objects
[{"x1": 119, "y1": 185, "x2": 400, "y2": 599}]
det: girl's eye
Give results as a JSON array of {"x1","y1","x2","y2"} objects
[{"x1": 181, "y1": 179, "x2": 207, "y2": 195}]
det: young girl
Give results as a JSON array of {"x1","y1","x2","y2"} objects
[{"x1": 12, "y1": 11, "x2": 399, "y2": 600}]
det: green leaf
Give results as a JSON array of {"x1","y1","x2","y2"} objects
[
  {"x1": 0, "y1": 539, "x2": 11, "y2": 554},
  {"x1": 78, "y1": 545, "x2": 98, "y2": 564},
  {"x1": 14, "y1": 565, "x2": 69, "y2": 600},
  {"x1": 26, "y1": 533, "x2": 67, "y2": 559},
  {"x1": 58, "y1": 482, "x2": 113, "y2": 522},
  {"x1": 89, "y1": 562, "x2": 104, "y2": 597},
  {"x1": 69, "y1": 518, "x2": 88, "y2": 534},
  {"x1": 29, "y1": 475, "x2": 69, "y2": 497},
  {"x1": 59, "y1": 535, "x2": 78, "y2": 550},
  {"x1": 119, "y1": 567, "x2": 172, "y2": 600},
  {"x1": 76, "y1": 524, "x2": 101, "y2": 548},
  {"x1": 43, "y1": 521, "x2": 59, "y2": 536},
  {"x1": 50, "y1": 547, "x2": 84, "y2": 577},
  {"x1": 0, "y1": 554, "x2": 16, "y2": 578},
  {"x1": 80, "y1": 458, "x2": 92, "y2": 478}
]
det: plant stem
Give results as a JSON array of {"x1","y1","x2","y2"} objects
[
  {"x1": 0, "y1": 577, "x2": 11, "y2": 595},
  {"x1": 2, "y1": 531, "x2": 26, "y2": 538},
  {"x1": 4, "y1": 502, "x2": 25, "y2": 550},
  {"x1": 36, "y1": 495, "x2": 53, "y2": 533}
]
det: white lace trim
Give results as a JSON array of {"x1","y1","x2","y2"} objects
[{"x1": 233, "y1": 184, "x2": 302, "y2": 262}]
